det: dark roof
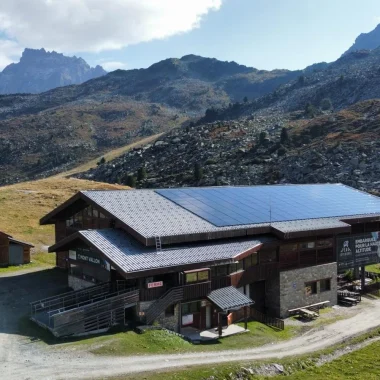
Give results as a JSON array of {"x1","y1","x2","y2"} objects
[
  {"x1": 49, "y1": 229, "x2": 272, "y2": 274},
  {"x1": 207, "y1": 286, "x2": 254, "y2": 311},
  {"x1": 8, "y1": 237, "x2": 34, "y2": 247},
  {"x1": 40, "y1": 184, "x2": 380, "y2": 246}
]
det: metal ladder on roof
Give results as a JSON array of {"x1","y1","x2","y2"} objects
[{"x1": 154, "y1": 235, "x2": 162, "y2": 252}]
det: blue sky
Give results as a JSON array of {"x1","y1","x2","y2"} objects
[
  {"x1": 0, "y1": 0, "x2": 380, "y2": 72},
  {"x1": 81, "y1": 0, "x2": 380, "y2": 71}
]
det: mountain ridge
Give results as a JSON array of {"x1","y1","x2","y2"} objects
[{"x1": 0, "y1": 48, "x2": 107, "y2": 94}]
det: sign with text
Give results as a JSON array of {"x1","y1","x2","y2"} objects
[
  {"x1": 69, "y1": 248, "x2": 110, "y2": 271},
  {"x1": 147, "y1": 281, "x2": 163, "y2": 289},
  {"x1": 337, "y1": 231, "x2": 380, "y2": 271}
]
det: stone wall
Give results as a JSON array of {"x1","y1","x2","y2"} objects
[
  {"x1": 68, "y1": 275, "x2": 94, "y2": 291},
  {"x1": 138, "y1": 301, "x2": 180, "y2": 332},
  {"x1": 279, "y1": 262, "x2": 337, "y2": 318}
]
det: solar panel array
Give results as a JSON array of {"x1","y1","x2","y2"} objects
[{"x1": 156, "y1": 184, "x2": 380, "y2": 227}]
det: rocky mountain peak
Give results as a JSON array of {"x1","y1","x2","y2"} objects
[
  {"x1": 0, "y1": 48, "x2": 107, "y2": 94},
  {"x1": 343, "y1": 23, "x2": 380, "y2": 55}
]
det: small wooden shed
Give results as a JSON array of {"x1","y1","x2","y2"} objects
[{"x1": 0, "y1": 231, "x2": 34, "y2": 267}]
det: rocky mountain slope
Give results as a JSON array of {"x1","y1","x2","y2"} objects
[
  {"x1": 78, "y1": 100, "x2": 380, "y2": 195},
  {"x1": 2, "y1": 43, "x2": 380, "y2": 186},
  {"x1": 343, "y1": 24, "x2": 380, "y2": 55},
  {"x1": 0, "y1": 48, "x2": 106, "y2": 94},
  {"x1": 197, "y1": 48, "x2": 380, "y2": 123},
  {"x1": 0, "y1": 54, "x2": 301, "y2": 185}
]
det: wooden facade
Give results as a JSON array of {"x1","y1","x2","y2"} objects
[{"x1": 0, "y1": 231, "x2": 33, "y2": 267}]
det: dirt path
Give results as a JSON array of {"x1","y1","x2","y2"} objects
[
  {"x1": 2, "y1": 270, "x2": 380, "y2": 380},
  {"x1": 52, "y1": 133, "x2": 163, "y2": 178}
]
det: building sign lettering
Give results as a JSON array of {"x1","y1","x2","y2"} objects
[
  {"x1": 147, "y1": 281, "x2": 163, "y2": 289},
  {"x1": 69, "y1": 248, "x2": 110, "y2": 271},
  {"x1": 337, "y1": 231, "x2": 380, "y2": 271}
]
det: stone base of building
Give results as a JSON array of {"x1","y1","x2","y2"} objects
[
  {"x1": 279, "y1": 262, "x2": 337, "y2": 318},
  {"x1": 68, "y1": 274, "x2": 96, "y2": 291}
]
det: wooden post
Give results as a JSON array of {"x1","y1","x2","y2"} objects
[
  {"x1": 244, "y1": 306, "x2": 248, "y2": 330},
  {"x1": 218, "y1": 312, "x2": 222, "y2": 337},
  {"x1": 361, "y1": 265, "x2": 366, "y2": 292}
]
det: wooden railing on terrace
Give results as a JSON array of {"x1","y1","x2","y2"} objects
[{"x1": 228, "y1": 307, "x2": 284, "y2": 330}]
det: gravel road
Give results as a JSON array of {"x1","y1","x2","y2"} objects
[{"x1": 2, "y1": 269, "x2": 380, "y2": 380}]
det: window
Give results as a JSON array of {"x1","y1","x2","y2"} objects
[
  {"x1": 216, "y1": 265, "x2": 228, "y2": 276},
  {"x1": 185, "y1": 272, "x2": 198, "y2": 283},
  {"x1": 198, "y1": 271, "x2": 209, "y2": 281},
  {"x1": 229, "y1": 260, "x2": 244, "y2": 274},
  {"x1": 181, "y1": 301, "x2": 200, "y2": 315},
  {"x1": 305, "y1": 281, "x2": 317, "y2": 295},
  {"x1": 320, "y1": 279, "x2": 331, "y2": 292},
  {"x1": 93, "y1": 208, "x2": 99, "y2": 218},
  {"x1": 317, "y1": 239, "x2": 333, "y2": 249},
  {"x1": 184, "y1": 270, "x2": 209, "y2": 284},
  {"x1": 280, "y1": 243, "x2": 298, "y2": 253},
  {"x1": 260, "y1": 250, "x2": 277, "y2": 263},
  {"x1": 299, "y1": 242, "x2": 315, "y2": 250}
]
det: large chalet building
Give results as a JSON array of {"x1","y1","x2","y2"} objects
[{"x1": 35, "y1": 184, "x2": 380, "y2": 337}]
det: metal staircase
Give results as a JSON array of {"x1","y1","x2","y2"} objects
[
  {"x1": 31, "y1": 285, "x2": 139, "y2": 337},
  {"x1": 145, "y1": 286, "x2": 184, "y2": 324}
]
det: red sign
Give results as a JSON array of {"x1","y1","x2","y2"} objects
[{"x1": 147, "y1": 281, "x2": 163, "y2": 289}]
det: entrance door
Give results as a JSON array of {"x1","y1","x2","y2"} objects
[
  {"x1": 250, "y1": 281, "x2": 266, "y2": 313},
  {"x1": 206, "y1": 306, "x2": 211, "y2": 329},
  {"x1": 9, "y1": 244, "x2": 23, "y2": 265}
]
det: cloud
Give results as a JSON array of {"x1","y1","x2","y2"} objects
[
  {"x1": 101, "y1": 61, "x2": 128, "y2": 72},
  {"x1": 0, "y1": 0, "x2": 222, "y2": 53},
  {"x1": 0, "y1": 39, "x2": 23, "y2": 70}
]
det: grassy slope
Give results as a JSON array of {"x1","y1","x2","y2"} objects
[
  {"x1": 109, "y1": 332, "x2": 380, "y2": 380},
  {"x1": 0, "y1": 177, "x2": 127, "y2": 254},
  {"x1": 68, "y1": 321, "x2": 297, "y2": 356}
]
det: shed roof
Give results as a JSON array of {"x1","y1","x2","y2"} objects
[{"x1": 207, "y1": 286, "x2": 254, "y2": 311}]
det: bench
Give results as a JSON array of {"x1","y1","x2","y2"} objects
[
  {"x1": 299, "y1": 308, "x2": 319, "y2": 319},
  {"x1": 288, "y1": 301, "x2": 330, "y2": 318}
]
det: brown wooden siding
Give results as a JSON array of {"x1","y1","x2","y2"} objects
[
  {"x1": 23, "y1": 246, "x2": 31, "y2": 264},
  {"x1": 56, "y1": 251, "x2": 69, "y2": 269},
  {"x1": 0, "y1": 235, "x2": 8, "y2": 265}
]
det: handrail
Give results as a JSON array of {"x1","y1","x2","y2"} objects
[
  {"x1": 46, "y1": 287, "x2": 136, "y2": 318},
  {"x1": 30, "y1": 282, "x2": 110, "y2": 307}
]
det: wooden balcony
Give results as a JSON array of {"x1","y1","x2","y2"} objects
[{"x1": 183, "y1": 281, "x2": 211, "y2": 301}]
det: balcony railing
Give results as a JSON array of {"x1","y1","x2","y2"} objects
[{"x1": 183, "y1": 281, "x2": 211, "y2": 300}]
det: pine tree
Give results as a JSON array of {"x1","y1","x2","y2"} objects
[
  {"x1": 137, "y1": 167, "x2": 147, "y2": 181},
  {"x1": 280, "y1": 127, "x2": 289, "y2": 143},
  {"x1": 194, "y1": 163, "x2": 203, "y2": 181},
  {"x1": 126, "y1": 175, "x2": 137, "y2": 188}
]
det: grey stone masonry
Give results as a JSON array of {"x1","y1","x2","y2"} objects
[
  {"x1": 279, "y1": 262, "x2": 337, "y2": 318},
  {"x1": 68, "y1": 275, "x2": 95, "y2": 291}
]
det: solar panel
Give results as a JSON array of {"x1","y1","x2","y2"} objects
[{"x1": 155, "y1": 184, "x2": 380, "y2": 227}]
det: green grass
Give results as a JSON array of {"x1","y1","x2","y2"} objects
[
  {"x1": 366, "y1": 264, "x2": 380, "y2": 274},
  {"x1": 0, "y1": 252, "x2": 56, "y2": 274},
  {"x1": 69, "y1": 321, "x2": 298, "y2": 356},
  {"x1": 105, "y1": 330, "x2": 380, "y2": 380}
]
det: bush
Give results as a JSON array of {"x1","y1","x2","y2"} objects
[
  {"x1": 97, "y1": 157, "x2": 106, "y2": 166},
  {"x1": 320, "y1": 98, "x2": 332, "y2": 111}
]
